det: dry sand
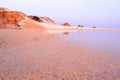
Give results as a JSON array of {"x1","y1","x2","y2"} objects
[
  {"x1": 19, "y1": 17, "x2": 46, "y2": 30},
  {"x1": 0, "y1": 29, "x2": 120, "y2": 80}
]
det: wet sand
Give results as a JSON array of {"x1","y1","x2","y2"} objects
[{"x1": 0, "y1": 29, "x2": 120, "y2": 80}]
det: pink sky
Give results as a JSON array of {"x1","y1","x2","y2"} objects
[{"x1": 0, "y1": 0, "x2": 120, "y2": 28}]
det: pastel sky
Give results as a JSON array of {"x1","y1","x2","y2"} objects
[{"x1": 0, "y1": 0, "x2": 120, "y2": 28}]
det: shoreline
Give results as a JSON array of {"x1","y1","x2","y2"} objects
[{"x1": 0, "y1": 28, "x2": 120, "y2": 80}]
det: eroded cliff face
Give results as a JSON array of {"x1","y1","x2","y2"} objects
[
  {"x1": 0, "y1": 7, "x2": 56, "y2": 29},
  {"x1": 28, "y1": 16, "x2": 56, "y2": 24},
  {"x1": 0, "y1": 7, "x2": 9, "y2": 12},
  {"x1": 0, "y1": 8, "x2": 26, "y2": 29}
]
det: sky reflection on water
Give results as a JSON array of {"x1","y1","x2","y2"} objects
[{"x1": 58, "y1": 30, "x2": 120, "y2": 55}]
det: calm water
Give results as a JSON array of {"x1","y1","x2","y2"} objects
[
  {"x1": 0, "y1": 30, "x2": 120, "y2": 80},
  {"x1": 58, "y1": 30, "x2": 120, "y2": 55}
]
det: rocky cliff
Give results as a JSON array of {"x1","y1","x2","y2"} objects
[
  {"x1": 0, "y1": 7, "x2": 26, "y2": 29},
  {"x1": 0, "y1": 7, "x2": 56, "y2": 29},
  {"x1": 0, "y1": 7, "x2": 9, "y2": 12}
]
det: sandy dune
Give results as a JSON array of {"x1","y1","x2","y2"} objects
[
  {"x1": 19, "y1": 17, "x2": 46, "y2": 30},
  {"x1": 19, "y1": 17, "x2": 120, "y2": 32}
]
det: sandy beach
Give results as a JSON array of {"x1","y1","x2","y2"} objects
[
  {"x1": 0, "y1": 29, "x2": 120, "y2": 80},
  {"x1": 1, "y1": 1, "x2": 120, "y2": 80}
]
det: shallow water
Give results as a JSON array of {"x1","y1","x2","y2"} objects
[
  {"x1": 0, "y1": 29, "x2": 120, "y2": 80},
  {"x1": 58, "y1": 30, "x2": 120, "y2": 56}
]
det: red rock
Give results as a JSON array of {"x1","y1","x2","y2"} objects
[
  {"x1": 0, "y1": 7, "x2": 26, "y2": 29},
  {"x1": 93, "y1": 26, "x2": 96, "y2": 28},
  {"x1": 77, "y1": 25, "x2": 84, "y2": 27},
  {"x1": 63, "y1": 22, "x2": 71, "y2": 26}
]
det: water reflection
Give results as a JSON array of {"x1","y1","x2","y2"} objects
[
  {"x1": 59, "y1": 30, "x2": 120, "y2": 55},
  {"x1": 63, "y1": 32, "x2": 70, "y2": 35}
]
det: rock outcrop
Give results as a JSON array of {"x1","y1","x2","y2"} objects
[
  {"x1": 92, "y1": 26, "x2": 96, "y2": 28},
  {"x1": 28, "y1": 16, "x2": 42, "y2": 22},
  {"x1": 63, "y1": 22, "x2": 71, "y2": 26},
  {"x1": 77, "y1": 25, "x2": 84, "y2": 27},
  {"x1": 0, "y1": 7, "x2": 26, "y2": 29},
  {"x1": 28, "y1": 15, "x2": 56, "y2": 24},
  {"x1": 39, "y1": 17, "x2": 56, "y2": 24}
]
